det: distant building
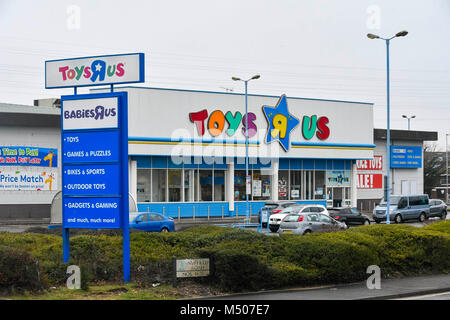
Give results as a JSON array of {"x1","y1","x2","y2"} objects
[
  {"x1": 426, "y1": 151, "x2": 449, "y2": 202},
  {"x1": 0, "y1": 102, "x2": 60, "y2": 220},
  {"x1": 356, "y1": 129, "x2": 438, "y2": 213}
]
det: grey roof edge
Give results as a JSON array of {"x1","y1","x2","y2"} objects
[
  {"x1": 0, "y1": 102, "x2": 60, "y2": 116},
  {"x1": 374, "y1": 128, "x2": 438, "y2": 142}
]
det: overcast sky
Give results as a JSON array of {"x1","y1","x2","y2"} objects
[{"x1": 0, "y1": 0, "x2": 449, "y2": 149}]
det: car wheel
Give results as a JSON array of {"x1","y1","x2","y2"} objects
[
  {"x1": 419, "y1": 212, "x2": 425, "y2": 222},
  {"x1": 161, "y1": 227, "x2": 169, "y2": 233},
  {"x1": 395, "y1": 214, "x2": 402, "y2": 224},
  {"x1": 363, "y1": 219, "x2": 370, "y2": 225},
  {"x1": 375, "y1": 219, "x2": 380, "y2": 224},
  {"x1": 303, "y1": 230, "x2": 312, "y2": 235},
  {"x1": 441, "y1": 211, "x2": 447, "y2": 220}
]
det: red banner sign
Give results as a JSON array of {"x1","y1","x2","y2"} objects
[
  {"x1": 356, "y1": 155, "x2": 383, "y2": 171},
  {"x1": 357, "y1": 173, "x2": 383, "y2": 189}
]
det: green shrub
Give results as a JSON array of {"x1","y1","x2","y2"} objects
[
  {"x1": 199, "y1": 248, "x2": 274, "y2": 292},
  {"x1": 0, "y1": 245, "x2": 48, "y2": 293},
  {"x1": 0, "y1": 221, "x2": 449, "y2": 293},
  {"x1": 423, "y1": 220, "x2": 450, "y2": 234}
]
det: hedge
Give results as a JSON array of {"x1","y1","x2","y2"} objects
[
  {"x1": 0, "y1": 221, "x2": 449, "y2": 293},
  {"x1": 0, "y1": 245, "x2": 48, "y2": 293}
]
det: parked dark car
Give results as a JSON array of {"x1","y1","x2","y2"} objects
[
  {"x1": 429, "y1": 199, "x2": 447, "y2": 220},
  {"x1": 130, "y1": 212, "x2": 175, "y2": 232},
  {"x1": 258, "y1": 201, "x2": 299, "y2": 227},
  {"x1": 328, "y1": 207, "x2": 371, "y2": 226}
]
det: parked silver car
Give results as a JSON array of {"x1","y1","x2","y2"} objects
[
  {"x1": 269, "y1": 204, "x2": 329, "y2": 232},
  {"x1": 278, "y1": 212, "x2": 347, "y2": 235},
  {"x1": 429, "y1": 199, "x2": 447, "y2": 220}
]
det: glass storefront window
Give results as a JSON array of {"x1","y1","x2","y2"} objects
[
  {"x1": 199, "y1": 170, "x2": 212, "y2": 201},
  {"x1": 184, "y1": 169, "x2": 194, "y2": 202},
  {"x1": 152, "y1": 169, "x2": 166, "y2": 202},
  {"x1": 137, "y1": 169, "x2": 151, "y2": 202},
  {"x1": 290, "y1": 171, "x2": 301, "y2": 200},
  {"x1": 134, "y1": 160, "x2": 352, "y2": 204},
  {"x1": 344, "y1": 187, "x2": 351, "y2": 200},
  {"x1": 252, "y1": 170, "x2": 271, "y2": 200},
  {"x1": 214, "y1": 170, "x2": 225, "y2": 201},
  {"x1": 234, "y1": 170, "x2": 246, "y2": 201},
  {"x1": 278, "y1": 170, "x2": 289, "y2": 200},
  {"x1": 314, "y1": 170, "x2": 325, "y2": 200},
  {"x1": 168, "y1": 169, "x2": 181, "y2": 202}
]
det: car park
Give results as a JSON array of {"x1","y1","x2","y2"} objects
[
  {"x1": 258, "y1": 201, "x2": 299, "y2": 227},
  {"x1": 278, "y1": 212, "x2": 347, "y2": 235},
  {"x1": 328, "y1": 207, "x2": 371, "y2": 226},
  {"x1": 268, "y1": 204, "x2": 329, "y2": 232},
  {"x1": 429, "y1": 199, "x2": 448, "y2": 220},
  {"x1": 373, "y1": 194, "x2": 430, "y2": 224},
  {"x1": 129, "y1": 212, "x2": 175, "y2": 232}
]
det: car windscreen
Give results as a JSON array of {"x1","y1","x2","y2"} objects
[
  {"x1": 379, "y1": 195, "x2": 402, "y2": 207},
  {"x1": 283, "y1": 214, "x2": 300, "y2": 222}
]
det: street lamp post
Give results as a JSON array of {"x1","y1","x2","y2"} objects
[
  {"x1": 446, "y1": 134, "x2": 449, "y2": 204},
  {"x1": 367, "y1": 30, "x2": 408, "y2": 225},
  {"x1": 232, "y1": 75, "x2": 260, "y2": 225},
  {"x1": 402, "y1": 114, "x2": 416, "y2": 130}
]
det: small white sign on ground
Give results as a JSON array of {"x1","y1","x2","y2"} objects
[{"x1": 176, "y1": 258, "x2": 210, "y2": 278}]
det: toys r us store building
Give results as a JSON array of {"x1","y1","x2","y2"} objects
[{"x1": 94, "y1": 86, "x2": 375, "y2": 218}]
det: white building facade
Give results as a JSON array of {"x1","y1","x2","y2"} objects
[{"x1": 94, "y1": 87, "x2": 375, "y2": 218}]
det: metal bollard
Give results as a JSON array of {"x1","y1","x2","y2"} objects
[
  {"x1": 193, "y1": 207, "x2": 195, "y2": 220},
  {"x1": 163, "y1": 207, "x2": 165, "y2": 216},
  {"x1": 178, "y1": 207, "x2": 180, "y2": 222},
  {"x1": 222, "y1": 206, "x2": 224, "y2": 219},
  {"x1": 208, "y1": 206, "x2": 210, "y2": 220}
]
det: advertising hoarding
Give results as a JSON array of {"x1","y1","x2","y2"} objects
[
  {"x1": 0, "y1": 147, "x2": 57, "y2": 167},
  {"x1": 356, "y1": 173, "x2": 383, "y2": 189},
  {"x1": 390, "y1": 146, "x2": 422, "y2": 168},
  {"x1": 0, "y1": 167, "x2": 58, "y2": 191}
]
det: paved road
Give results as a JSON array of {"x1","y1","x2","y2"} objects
[
  {"x1": 0, "y1": 213, "x2": 447, "y2": 233},
  {"x1": 0, "y1": 224, "x2": 37, "y2": 233},
  {"x1": 200, "y1": 274, "x2": 450, "y2": 300},
  {"x1": 394, "y1": 291, "x2": 450, "y2": 300}
]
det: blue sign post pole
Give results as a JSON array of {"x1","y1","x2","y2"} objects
[
  {"x1": 120, "y1": 92, "x2": 130, "y2": 282},
  {"x1": 61, "y1": 92, "x2": 130, "y2": 282}
]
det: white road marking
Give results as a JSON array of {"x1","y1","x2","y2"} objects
[{"x1": 394, "y1": 291, "x2": 450, "y2": 300}]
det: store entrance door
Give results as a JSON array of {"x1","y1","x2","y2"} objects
[{"x1": 332, "y1": 187, "x2": 343, "y2": 208}]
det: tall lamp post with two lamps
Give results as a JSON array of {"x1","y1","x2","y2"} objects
[
  {"x1": 232, "y1": 75, "x2": 261, "y2": 225},
  {"x1": 402, "y1": 114, "x2": 416, "y2": 130},
  {"x1": 367, "y1": 30, "x2": 408, "y2": 224}
]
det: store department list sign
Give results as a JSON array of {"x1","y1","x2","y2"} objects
[{"x1": 62, "y1": 93, "x2": 127, "y2": 229}]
